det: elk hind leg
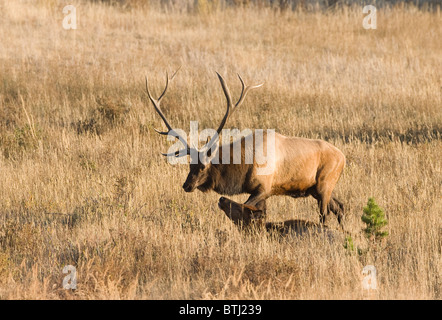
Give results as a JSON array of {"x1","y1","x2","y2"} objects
[
  {"x1": 306, "y1": 187, "x2": 329, "y2": 225},
  {"x1": 315, "y1": 159, "x2": 345, "y2": 226},
  {"x1": 312, "y1": 183, "x2": 333, "y2": 225},
  {"x1": 317, "y1": 196, "x2": 331, "y2": 225},
  {"x1": 329, "y1": 196, "x2": 344, "y2": 226}
]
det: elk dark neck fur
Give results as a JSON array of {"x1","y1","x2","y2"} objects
[
  {"x1": 196, "y1": 140, "x2": 259, "y2": 196},
  {"x1": 203, "y1": 160, "x2": 256, "y2": 196}
]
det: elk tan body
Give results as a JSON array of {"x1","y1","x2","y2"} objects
[{"x1": 146, "y1": 71, "x2": 346, "y2": 225}]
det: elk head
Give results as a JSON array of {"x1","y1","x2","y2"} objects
[{"x1": 145, "y1": 70, "x2": 263, "y2": 193}]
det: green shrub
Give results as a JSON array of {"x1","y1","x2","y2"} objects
[{"x1": 361, "y1": 197, "x2": 389, "y2": 242}]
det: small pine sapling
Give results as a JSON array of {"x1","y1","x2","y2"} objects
[{"x1": 361, "y1": 197, "x2": 389, "y2": 243}]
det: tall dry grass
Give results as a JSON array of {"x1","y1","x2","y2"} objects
[{"x1": 0, "y1": 1, "x2": 440, "y2": 299}]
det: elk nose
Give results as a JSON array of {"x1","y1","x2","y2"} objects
[
  {"x1": 183, "y1": 183, "x2": 192, "y2": 192},
  {"x1": 218, "y1": 197, "x2": 226, "y2": 208}
]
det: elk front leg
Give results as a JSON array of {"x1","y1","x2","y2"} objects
[{"x1": 245, "y1": 192, "x2": 269, "y2": 220}]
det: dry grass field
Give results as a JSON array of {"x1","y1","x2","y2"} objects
[{"x1": 0, "y1": 0, "x2": 441, "y2": 299}]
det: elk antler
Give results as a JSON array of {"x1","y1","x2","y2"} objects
[
  {"x1": 145, "y1": 68, "x2": 190, "y2": 157},
  {"x1": 204, "y1": 73, "x2": 264, "y2": 151}
]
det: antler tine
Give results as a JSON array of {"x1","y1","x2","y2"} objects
[
  {"x1": 215, "y1": 72, "x2": 264, "y2": 130},
  {"x1": 157, "y1": 72, "x2": 169, "y2": 102},
  {"x1": 205, "y1": 72, "x2": 262, "y2": 151},
  {"x1": 231, "y1": 73, "x2": 264, "y2": 116},
  {"x1": 156, "y1": 66, "x2": 182, "y2": 101},
  {"x1": 237, "y1": 74, "x2": 246, "y2": 99},
  {"x1": 145, "y1": 69, "x2": 191, "y2": 157},
  {"x1": 170, "y1": 65, "x2": 181, "y2": 81},
  {"x1": 145, "y1": 76, "x2": 172, "y2": 132},
  {"x1": 213, "y1": 72, "x2": 233, "y2": 137}
]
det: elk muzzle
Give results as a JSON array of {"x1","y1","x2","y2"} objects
[{"x1": 182, "y1": 181, "x2": 195, "y2": 193}]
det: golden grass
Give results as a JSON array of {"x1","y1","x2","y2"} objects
[{"x1": 0, "y1": 1, "x2": 441, "y2": 299}]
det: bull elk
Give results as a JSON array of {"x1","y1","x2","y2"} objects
[{"x1": 145, "y1": 70, "x2": 346, "y2": 225}]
